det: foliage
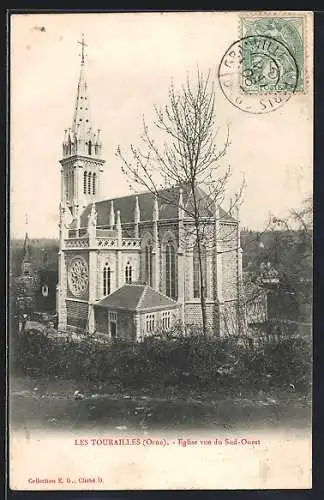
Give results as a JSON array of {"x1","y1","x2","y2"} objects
[{"x1": 12, "y1": 332, "x2": 311, "y2": 396}]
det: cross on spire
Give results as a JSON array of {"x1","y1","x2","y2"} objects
[{"x1": 78, "y1": 33, "x2": 88, "y2": 65}]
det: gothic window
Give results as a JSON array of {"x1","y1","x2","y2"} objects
[
  {"x1": 193, "y1": 242, "x2": 207, "y2": 298},
  {"x1": 125, "y1": 262, "x2": 132, "y2": 284},
  {"x1": 83, "y1": 171, "x2": 87, "y2": 194},
  {"x1": 88, "y1": 140, "x2": 92, "y2": 156},
  {"x1": 88, "y1": 172, "x2": 92, "y2": 194},
  {"x1": 165, "y1": 240, "x2": 176, "y2": 299},
  {"x1": 103, "y1": 263, "x2": 111, "y2": 296},
  {"x1": 92, "y1": 172, "x2": 96, "y2": 195},
  {"x1": 144, "y1": 242, "x2": 153, "y2": 287}
]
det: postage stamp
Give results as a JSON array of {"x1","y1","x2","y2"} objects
[
  {"x1": 218, "y1": 36, "x2": 299, "y2": 114},
  {"x1": 240, "y1": 14, "x2": 306, "y2": 93}
]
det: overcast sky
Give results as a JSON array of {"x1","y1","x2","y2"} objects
[{"x1": 10, "y1": 12, "x2": 313, "y2": 238}]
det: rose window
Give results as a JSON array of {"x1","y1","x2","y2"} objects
[{"x1": 68, "y1": 257, "x2": 89, "y2": 297}]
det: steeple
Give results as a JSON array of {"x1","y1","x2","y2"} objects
[
  {"x1": 116, "y1": 210, "x2": 122, "y2": 245},
  {"x1": 62, "y1": 34, "x2": 102, "y2": 159},
  {"x1": 60, "y1": 34, "x2": 105, "y2": 216},
  {"x1": 109, "y1": 200, "x2": 115, "y2": 229},
  {"x1": 21, "y1": 215, "x2": 32, "y2": 276},
  {"x1": 23, "y1": 231, "x2": 31, "y2": 262}
]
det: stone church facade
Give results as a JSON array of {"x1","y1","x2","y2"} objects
[{"x1": 57, "y1": 39, "x2": 243, "y2": 339}]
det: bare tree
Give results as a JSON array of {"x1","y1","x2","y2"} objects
[
  {"x1": 116, "y1": 69, "x2": 244, "y2": 338},
  {"x1": 242, "y1": 195, "x2": 312, "y2": 333}
]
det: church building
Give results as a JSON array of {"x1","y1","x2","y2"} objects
[{"x1": 57, "y1": 37, "x2": 243, "y2": 339}]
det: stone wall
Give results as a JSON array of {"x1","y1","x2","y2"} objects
[
  {"x1": 184, "y1": 302, "x2": 216, "y2": 331},
  {"x1": 219, "y1": 223, "x2": 239, "y2": 302}
]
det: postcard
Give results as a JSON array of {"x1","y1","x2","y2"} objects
[{"x1": 9, "y1": 11, "x2": 313, "y2": 490}]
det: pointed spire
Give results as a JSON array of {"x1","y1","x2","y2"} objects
[
  {"x1": 23, "y1": 231, "x2": 31, "y2": 262},
  {"x1": 71, "y1": 56, "x2": 92, "y2": 138},
  {"x1": 109, "y1": 200, "x2": 115, "y2": 229},
  {"x1": 88, "y1": 201, "x2": 97, "y2": 228},
  {"x1": 134, "y1": 196, "x2": 140, "y2": 224},
  {"x1": 116, "y1": 209, "x2": 121, "y2": 230},
  {"x1": 23, "y1": 214, "x2": 31, "y2": 261},
  {"x1": 116, "y1": 210, "x2": 122, "y2": 245},
  {"x1": 178, "y1": 187, "x2": 184, "y2": 220},
  {"x1": 153, "y1": 195, "x2": 159, "y2": 222},
  {"x1": 72, "y1": 199, "x2": 80, "y2": 229},
  {"x1": 21, "y1": 231, "x2": 32, "y2": 276},
  {"x1": 95, "y1": 129, "x2": 102, "y2": 156},
  {"x1": 96, "y1": 129, "x2": 101, "y2": 144},
  {"x1": 21, "y1": 215, "x2": 32, "y2": 275},
  {"x1": 134, "y1": 196, "x2": 140, "y2": 238},
  {"x1": 62, "y1": 34, "x2": 101, "y2": 158}
]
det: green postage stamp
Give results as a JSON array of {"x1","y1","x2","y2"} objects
[{"x1": 240, "y1": 14, "x2": 306, "y2": 93}]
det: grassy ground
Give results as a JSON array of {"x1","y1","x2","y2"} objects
[{"x1": 10, "y1": 373, "x2": 311, "y2": 432}]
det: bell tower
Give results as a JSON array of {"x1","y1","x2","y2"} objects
[{"x1": 59, "y1": 34, "x2": 105, "y2": 221}]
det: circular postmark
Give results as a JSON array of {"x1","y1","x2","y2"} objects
[{"x1": 218, "y1": 35, "x2": 299, "y2": 114}]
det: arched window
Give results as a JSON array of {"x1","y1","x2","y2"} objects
[
  {"x1": 88, "y1": 172, "x2": 92, "y2": 194},
  {"x1": 92, "y1": 172, "x2": 96, "y2": 195},
  {"x1": 165, "y1": 240, "x2": 176, "y2": 299},
  {"x1": 83, "y1": 171, "x2": 87, "y2": 194},
  {"x1": 144, "y1": 243, "x2": 153, "y2": 287},
  {"x1": 125, "y1": 262, "x2": 132, "y2": 284},
  {"x1": 88, "y1": 140, "x2": 92, "y2": 156},
  {"x1": 103, "y1": 263, "x2": 111, "y2": 296},
  {"x1": 193, "y1": 242, "x2": 207, "y2": 298}
]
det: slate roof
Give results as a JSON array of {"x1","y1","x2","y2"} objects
[
  {"x1": 94, "y1": 284, "x2": 179, "y2": 312},
  {"x1": 79, "y1": 183, "x2": 235, "y2": 228}
]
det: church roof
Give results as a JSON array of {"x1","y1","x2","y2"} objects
[
  {"x1": 80, "y1": 184, "x2": 236, "y2": 227},
  {"x1": 94, "y1": 284, "x2": 179, "y2": 312}
]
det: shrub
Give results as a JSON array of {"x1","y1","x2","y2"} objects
[{"x1": 12, "y1": 331, "x2": 312, "y2": 395}]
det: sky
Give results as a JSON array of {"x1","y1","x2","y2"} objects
[{"x1": 10, "y1": 12, "x2": 313, "y2": 238}]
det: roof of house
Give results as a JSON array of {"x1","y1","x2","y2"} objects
[
  {"x1": 79, "y1": 183, "x2": 236, "y2": 227},
  {"x1": 94, "y1": 284, "x2": 179, "y2": 312}
]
